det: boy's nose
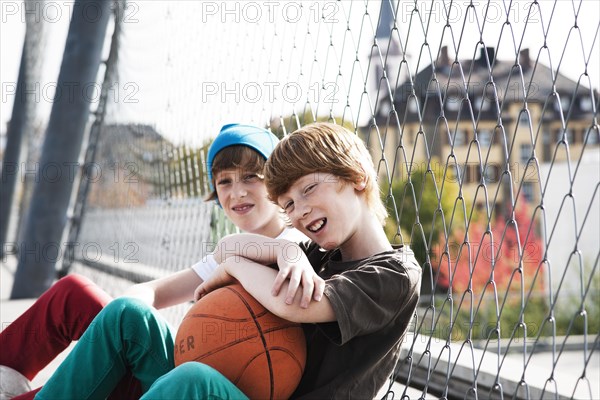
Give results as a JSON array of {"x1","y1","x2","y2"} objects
[
  {"x1": 232, "y1": 183, "x2": 247, "y2": 198},
  {"x1": 298, "y1": 202, "x2": 311, "y2": 220}
]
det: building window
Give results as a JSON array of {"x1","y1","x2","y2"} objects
[
  {"x1": 523, "y1": 182, "x2": 535, "y2": 203},
  {"x1": 378, "y1": 101, "x2": 391, "y2": 117},
  {"x1": 542, "y1": 128, "x2": 552, "y2": 161},
  {"x1": 475, "y1": 165, "x2": 482, "y2": 183},
  {"x1": 465, "y1": 164, "x2": 476, "y2": 183},
  {"x1": 454, "y1": 129, "x2": 467, "y2": 146},
  {"x1": 554, "y1": 96, "x2": 571, "y2": 113},
  {"x1": 408, "y1": 97, "x2": 419, "y2": 113},
  {"x1": 520, "y1": 143, "x2": 532, "y2": 165},
  {"x1": 458, "y1": 163, "x2": 483, "y2": 184},
  {"x1": 519, "y1": 111, "x2": 530, "y2": 126},
  {"x1": 474, "y1": 96, "x2": 492, "y2": 112},
  {"x1": 580, "y1": 96, "x2": 594, "y2": 112},
  {"x1": 446, "y1": 96, "x2": 461, "y2": 112},
  {"x1": 565, "y1": 129, "x2": 574, "y2": 143},
  {"x1": 586, "y1": 129, "x2": 600, "y2": 145},
  {"x1": 447, "y1": 164, "x2": 460, "y2": 183},
  {"x1": 560, "y1": 96, "x2": 571, "y2": 112},
  {"x1": 483, "y1": 96, "x2": 492, "y2": 111},
  {"x1": 483, "y1": 163, "x2": 500, "y2": 183},
  {"x1": 555, "y1": 128, "x2": 573, "y2": 143},
  {"x1": 574, "y1": 129, "x2": 583, "y2": 144},
  {"x1": 479, "y1": 129, "x2": 493, "y2": 147}
]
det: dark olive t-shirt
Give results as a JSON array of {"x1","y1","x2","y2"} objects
[{"x1": 291, "y1": 242, "x2": 422, "y2": 399}]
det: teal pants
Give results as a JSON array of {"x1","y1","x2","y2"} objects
[
  {"x1": 35, "y1": 298, "x2": 175, "y2": 400},
  {"x1": 141, "y1": 362, "x2": 249, "y2": 400}
]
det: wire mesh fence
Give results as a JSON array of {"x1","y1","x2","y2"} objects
[{"x1": 8, "y1": 0, "x2": 598, "y2": 398}]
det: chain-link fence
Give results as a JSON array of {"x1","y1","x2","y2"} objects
[{"x1": 11, "y1": 1, "x2": 597, "y2": 398}]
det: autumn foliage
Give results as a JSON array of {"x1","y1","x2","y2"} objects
[{"x1": 432, "y1": 198, "x2": 545, "y2": 296}]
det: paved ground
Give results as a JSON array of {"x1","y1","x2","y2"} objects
[
  {"x1": 1, "y1": 260, "x2": 76, "y2": 390},
  {"x1": 3, "y1": 255, "x2": 598, "y2": 399},
  {"x1": 4, "y1": 255, "x2": 598, "y2": 399}
]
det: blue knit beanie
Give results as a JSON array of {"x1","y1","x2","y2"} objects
[{"x1": 207, "y1": 123, "x2": 279, "y2": 192}]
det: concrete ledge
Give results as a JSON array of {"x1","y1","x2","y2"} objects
[{"x1": 397, "y1": 334, "x2": 581, "y2": 399}]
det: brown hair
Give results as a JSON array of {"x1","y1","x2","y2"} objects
[
  {"x1": 264, "y1": 122, "x2": 387, "y2": 224},
  {"x1": 204, "y1": 145, "x2": 267, "y2": 202}
]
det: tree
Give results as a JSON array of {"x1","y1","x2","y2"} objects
[
  {"x1": 385, "y1": 161, "x2": 462, "y2": 262},
  {"x1": 383, "y1": 161, "x2": 463, "y2": 298},
  {"x1": 433, "y1": 197, "x2": 545, "y2": 295},
  {"x1": 269, "y1": 111, "x2": 355, "y2": 138},
  {"x1": 425, "y1": 197, "x2": 549, "y2": 340}
]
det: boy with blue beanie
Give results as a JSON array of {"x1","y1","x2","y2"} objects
[{"x1": 206, "y1": 123, "x2": 279, "y2": 187}]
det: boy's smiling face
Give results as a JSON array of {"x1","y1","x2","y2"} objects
[
  {"x1": 278, "y1": 172, "x2": 366, "y2": 254},
  {"x1": 215, "y1": 168, "x2": 284, "y2": 238}
]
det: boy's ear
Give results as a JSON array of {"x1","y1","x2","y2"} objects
[
  {"x1": 353, "y1": 171, "x2": 368, "y2": 191},
  {"x1": 353, "y1": 162, "x2": 369, "y2": 191}
]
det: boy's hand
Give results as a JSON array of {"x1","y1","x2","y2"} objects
[
  {"x1": 194, "y1": 264, "x2": 236, "y2": 301},
  {"x1": 273, "y1": 244, "x2": 325, "y2": 308}
]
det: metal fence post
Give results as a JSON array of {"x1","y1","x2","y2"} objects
[
  {"x1": 11, "y1": 0, "x2": 112, "y2": 298},
  {"x1": 0, "y1": 0, "x2": 46, "y2": 259}
]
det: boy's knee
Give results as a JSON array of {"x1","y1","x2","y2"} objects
[
  {"x1": 81, "y1": 298, "x2": 169, "y2": 351},
  {"x1": 53, "y1": 274, "x2": 111, "y2": 308},
  {"x1": 100, "y1": 297, "x2": 170, "y2": 336},
  {"x1": 86, "y1": 298, "x2": 150, "y2": 338},
  {"x1": 102, "y1": 297, "x2": 150, "y2": 321},
  {"x1": 172, "y1": 362, "x2": 223, "y2": 386},
  {"x1": 54, "y1": 274, "x2": 93, "y2": 293},
  {"x1": 177, "y1": 362, "x2": 215, "y2": 375}
]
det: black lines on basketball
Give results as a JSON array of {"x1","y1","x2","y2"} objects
[{"x1": 225, "y1": 286, "x2": 275, "y2": 400}]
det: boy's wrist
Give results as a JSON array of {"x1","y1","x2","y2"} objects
[
  {"x1": 213, "y1": 234, "x2": 238, "y2": 264},
  {"x1": 215, "y1": 235, "x2": 292, "y2": 265},
  {"x1": 276, "y1": 239, "x2": 298, "y2": 265}
]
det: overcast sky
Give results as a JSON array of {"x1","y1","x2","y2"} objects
[{"x1": 2, "y1": 0, "x2": 598, "y2": 145}]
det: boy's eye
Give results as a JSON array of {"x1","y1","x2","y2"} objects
[
  {"x1": 283, "y1": 201, "x2": 294, "y2": 214},
  {"x1": 243, "y1": 173, "x2": 260, "y2": 183},
  {"x1": 216, "y1": 178, "x2": 231, "y2": 186},
  {"x1": 303, "y1": 183, "x2": 317, "y2": 195}
]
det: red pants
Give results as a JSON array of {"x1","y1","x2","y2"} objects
[{"x1": 0, "y1": 274, "x2": 142, "y2": 399}]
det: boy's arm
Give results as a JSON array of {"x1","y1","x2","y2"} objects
[
  {"x1": 196, "y1": 258, "x2": 336, "y2": 323},
  {"x1": 214, "y1": 233, "x2": 325, "y2": 305},
  {"x1": 121, "y1": 268, "x2": 202, "y2": 309},
  {"x1": 213, "y1": 233, "x2": 286, "y2": 264}
]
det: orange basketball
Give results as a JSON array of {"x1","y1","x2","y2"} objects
[{"x1": 174, "y1": 283, "x2": 306, "y2": 399}]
